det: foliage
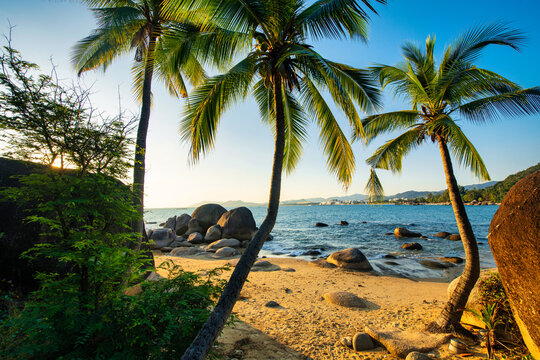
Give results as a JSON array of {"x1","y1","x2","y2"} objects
[
  {"x1": 0, "y1": 173, "x2": 225, "y2": 359},
  {"x1": 0, "y1": 39, "x2": 135, "y2": 178},
  {"x1": 466, "y1": 303, "x2": 503, "y2": 359}
]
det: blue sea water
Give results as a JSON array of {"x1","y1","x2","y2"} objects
[{"x1": 145, "y1": 204, "x2": 498, "y2": 279}]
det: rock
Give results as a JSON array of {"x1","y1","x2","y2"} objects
[
  {"x1": 438, "y1": 256, "x2": 463, "y2": 264},
  {"x1": 433, "y1": 231, "x2": 451, "y2": 238},
  {"x1": 315, "y1": 222, "x2": 329, "y2": 227},
  {"x1": 364, "y1": 326, "x2": 451, "y2": 358},
  {"x1": 170, "y1": 247, "x2": 203, "y2": 256},
  {"x1": 406, "y1": 351, "x2": 431, "y2": 360},
  {"x1": 401, "y1": 242, "x2": 422, "y2": 251},
  {"x1": 207, "y1": 238, "x2": 241, "y2": 250},
  {"x1": 383, "y1": 254, "x2": 397, "y2": 259},
  {"x1": 302, "y1": 250, "x2": 321, "y2": 256},
  {"x1": 282, "y1": 268, "x2": 296, "y2": 272},
  {"x1": 418, "y1": 260, "x2": 453, "y2": 269},
  {"x1": 327, "y1": 248, "x2": 372, "y2": 271},
  {"x1": 160, "y1": 247, "x2": 173, "y2": 253},
  {"x1": 163, "y1": 216, "x2": 176, "y2": 230},
  {"x1": 310, "y1": 258, "x2": 337, "y2": 269},
  {"x1": 174, "y1": 213, "x2": 191, "y2": 235},
  {"x1": 172, "y1": 241, "x2": 192, "y2": 247},
  {"x1": 341, "y1": 337, "x2": 353, "y2": 348},
  {"x1": 323, "y1": 291, "x2": 366, "y2": 308},
  {"x1": 385, "y1": 261, "x2": 399, "y2": 266},
  {"x1": 384, "y1": 232, "x2": 394, "y2": 235},
  {"x1": 265, "y1": 234, "x2": 273, "y2": 241},
  {"x1": 251, "y1": 259, "x2": 280, "y2": 272},
  {"x1": 254, "y1": 260, "x2": 272, "y2": 267},
  {"x1": 214, "y1": 247, "x2": 238, "y2": 257},
  {"x1": 205, "y1": 224, "x2": 222, "y2": 242},
  {"x1": 340, "y1": 221, "x2": 349, "y2": 226},
  {"x1": 216, "y1": 207, "x2": 257, "y2": 240},
  {"x1": 147, "y1": 229, "x2": 153, "y2": 238},
  {"x1": 149, "y1": 228, "x2": 174, "y2": 249},
  {"x1": 146, "y1": 271, "x2": 164, "y2": 282},
  {"x1": 489, "y1": 169, "x2": 540, "y2": 360},
  {"x1": 191, "y1": 203, "x2": 227, "y2": 233},
  {"x1": 241, "y1": 240, "x2": 250, "y2": 247},
  {"x1": 420, "y1": 236, "x2": 428, "y2": 239},
  {"x1": 353, "y1": 332, "x2": 375, "y2": 351},
  {"x1": 265, "y1": 300, "x2": 280, "y2": 308},
  {"x1": 446, "y1": 234, "x2": 461, "y2": 241},
  {"x1": 394, "y1": 227, "x2": 422, "y2": 237},
  {"x1": 185, "y1": 218, "x2": 203, "y2": 235},
  {"x1": 124, "y1": 283, "x2": 143, "y2": 296},
  {"x1": 187, "y1": 232, "x2": 204, "y2": 244}
]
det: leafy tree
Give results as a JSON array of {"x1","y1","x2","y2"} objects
[
  {"x1": 164, "y1": 0, "x2": 385, "y2": 357},
  {"x1": 73, "y1": 0, "x2": 208, "y2": 240},
  {"x1": 360, "y1": 23, "x2": 540, "y2": 335}
]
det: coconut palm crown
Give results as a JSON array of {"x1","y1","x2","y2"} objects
[
  {"x1": 359, "y1": 23, "x2": 540, "y2": 335},
  {"x1": 165, "y1": 0, "x2": 385, "y2": 358}
]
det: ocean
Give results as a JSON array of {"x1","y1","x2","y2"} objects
[{"x1": 145, "y1": 204, "x2": 498, "y2": 279}]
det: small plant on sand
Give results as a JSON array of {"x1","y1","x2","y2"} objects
[{"x1": 466, "y1": 302, "x2": 503, "y2": 359}]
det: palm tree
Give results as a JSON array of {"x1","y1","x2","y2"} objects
[
  {"x1": 359, "y1": 23, "x2": 540, "y2": 336},
  {"x1": 163, "y1": 0, "x2": 385, "y2": 357},
  {"x1": 72, "y1": 0, "x2": 206, "y2": 240}
]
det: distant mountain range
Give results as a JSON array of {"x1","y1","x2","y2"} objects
[{"x1": 187, "y1": 180, "x2": 499, "y2": 207}]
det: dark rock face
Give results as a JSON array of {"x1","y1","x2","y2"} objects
[
  {"x1": 315, "y1": 222, "x2": 329, "y2": 227},
  {"x1": 174, "y1": 213, "x2": 191, "y2": 235},
  {"x1": 191, "y1": 203, "x2": 227, "y2": 233},
  {"x1": 418, "y1": 260, "x2": 453, "y2": 269},
  {"x1": 302, "y1": 250, "x2": 322, "y2": 256},
  {"x1": 401, "y1": 242, "x2": 423, "y2": 251},
  {"x1": 163, "y1": 216, "x2": 176, "y2": 230},
  {"x1": 217, "y1": 207, "x2": 257, "y2": 240},
  {"x1": 327, "y1": 248, "x2": 372, "y2": 271},
  {"x1": 489, "y1": 170, "x2": 540, "y2": 359},
  {"x1": 185, "y1": 218, "x2": 202, "y2": 235},
  {"x1": 394, "y1": 227, "x2": 422, "y2": 237}
]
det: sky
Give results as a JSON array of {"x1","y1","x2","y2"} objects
[{"x1": 2, "y1": 0, "x2": 540, "y2": 208}]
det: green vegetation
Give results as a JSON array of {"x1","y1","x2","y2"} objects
[{"x1": 358, "y1": 23, "x2": 540, "y2": 335}]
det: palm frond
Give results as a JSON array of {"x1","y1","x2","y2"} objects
[
  {"x1": 366, "y1": 127, "x2": 423, "y2": 172},
  {"x1": 281, "y1": 86, "x2": 308, "y2": 174},
  {"x1": 358, "y1": 110, "x2": 420, "y2": 144},
  {"x1": 180, "y1": 55, "x2": 256, "y2": 162},
  {"x1": 364, "y1": 167, "x2": 384, "y2": 203},
  {"x1": 300, "y1": 76, "x2": 356, "y2": 188}
]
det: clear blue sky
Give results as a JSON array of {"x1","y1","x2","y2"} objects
[{"x1": 3, "y1": 0, "x2": 540, "y2": 208}]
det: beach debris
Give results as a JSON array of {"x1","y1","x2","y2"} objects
[
  {"x1": 448, "y1": 338, "x2": 468, "y2": 354},
  {"x1": 264, "y1": 300, "x2": 280, "y2": 308},
  {"x1": 365, "y1": 326, "x2": 451, "y2": 358},
  {"x1": 207, "y1": 238, "x2": 241, "y2": 250},
  {"x1": 405, "y1": 351, "x2": 432, "y2": 360},
  {"x1": 340, "y1": 220, "x2": 349, "y2": 225},
  {"x1": 149, "y1": 228, "x2": 174, "y2": 249},
  {"x1": 323, "y1": 291, "x2": 366, "y2": 308},
  {"x1": 394, "y1": 227, "x2": 422, "y2": 238},
  {"x1": 191, "y1": 203, "x2": 227, "y2": 233},
  {"x1": 187, "y1": 232, "x2": 204, "y2": 245},
  {"x1": 214, "y1": 247, "x2": 239, "y2": 258},
  {"x1": 185, "y1": 218, "x2": 203, "y2": 236},
  {"x1": 340, "y1": 336, "x2": 353, "y2": 348},
  {"x1": 302, "y1": 250, "x2": 321, "y2": 256},
  {"x1": 204, "y1": 224, "x2": 222, "y2": 242},
  {"x1": 315, "y1": 222, "x2": 329, "y2": 227},
  {"x1": 446, "y1": 234, "x2": 461, "y2": 241},
  {"x1": 433, "y1": 231, "x2": 451, "y2": 238},
  {"x1": 170, "y1": 247, "x2": 203, "y2": 256},
  {"x1": 174, "y1": 213, "x2": 191, "y2": 235},
  {"x1": 310, "y1": 258, "x2": 337, "y2": 269},
  {"x1": 401, "y1": 242, "x2": 423, "y2": 251},
  {"x1": 327, "y1": 248, "x2": 373, "y2": 271},
  {"x1": 418, "y1": 260, "x2": 452, "y2": 269},
  {"x1": 353, "y1": 332, "x2": 375, "y2": 351},
  {"x1": 438, "y1": 256, "x2": 463, "y2": 264},
  {"x1": 217, "y1": 207, "x2": 257, "y2": 241}
]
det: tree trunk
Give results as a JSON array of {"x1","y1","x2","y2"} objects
[
  {"x1": 132, "y1": 33, "x2": 157, "y2": 247},
  {"x1": 426, "y1": 139, "x2": 480, "y2": 337},
  {"x1": 181, "y1": 75, "x2": 286, "y2": 360}
]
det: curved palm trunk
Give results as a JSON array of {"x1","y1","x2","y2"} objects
[
  {"x1": 133, "y1": 34, "x2": 157, "y2": 247},
  {"x1": 181, "y1": 75, "x2": 286, "y2": 360},
  {"x1": 426, "y1": 139, "x2": 480, "y2": 336}
]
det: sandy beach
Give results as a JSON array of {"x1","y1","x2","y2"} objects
[{"x1": 154, "y1": 253, "x2": 489, "y2": 360}]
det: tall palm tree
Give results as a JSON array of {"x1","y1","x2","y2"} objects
[
  {"x1": 164, "y1": 0, "x2": 385, "y2": 358},
  {"x1": 72, "y1": 0, "x2": 206, "y2": 240},
  {"x1": 359, "y1": 23, "x2": 540, "y2": 336}
]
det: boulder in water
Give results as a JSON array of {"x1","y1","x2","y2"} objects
[
  {"x1": 433, "y1": 231, "x2": 451, "y2": 238},
  {"x1": 401, "y1": 242, "x2": 422, "y2": 251},
  {"x1": 394, "y1": 227, "x2": 422, "y2": 237},
  {"x1": 315, "y1": 222, "x2": 329, "y2": 227},
  {"x1": 327, "y1": 248, "x2": 372, "y2": 271}
]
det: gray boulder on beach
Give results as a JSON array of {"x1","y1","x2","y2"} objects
[
  {"x1": 163, "y1": 216, "x2": 176, "y2": 230},
  {"x1": 353, "y1": 332, "x2": 375, "y2": 351},
  {"x1": 323, "y1": 291, "x2": 366, "y2": 308},
  {"x1": 217, "y1": 207, "x2": 257, "y2": 240},
  {"x1": 149, "y1": 228, "x2": 174, "y2": 249},
  {"x1": 170, "y1": 247, "x2": 203, "y2": 256},
  {"x1": 187, "y1": 232, "x2": 204, "y2": 244},
  {"x1": 175, "y1": 214, "x2": 191, "y2": 235},
  {"x1": 214, "y1": 247, "x2": 238, "y2": 257},
  {"x1": 394, "y1": 227, "x2": 422, "y2": 237},
  {"x1": 327, "y1": 248, "x2": 372, "y2": 271},
  {"x1": 185, "y1": 218, "x2": 202, "y2": 236},
  {"x1": 207, "y1": 238, "x2": 241, "y2": 250},
  {"x1": 191, "y1": 203, "x2": 227, "y2": 233},
  {"x1": 205, "y1": 224, "x2": 222, "y2": 242}
]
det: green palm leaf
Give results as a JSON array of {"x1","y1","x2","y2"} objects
[
  {"x1": 364, "y1": 167, "x2": 384, "y2": 202},
  {"x1": 366, "y1": 127, "x2": 423, "y2": 173},
  {"x1": 359, "y1": 110, "x2": 420, "y2": 144}
]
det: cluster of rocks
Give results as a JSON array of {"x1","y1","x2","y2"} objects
[{"x1": 147, "y1": 204, "x2": 261, "y2": 258}]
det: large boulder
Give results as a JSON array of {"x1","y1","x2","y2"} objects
[
  {"x1": 205, "y1": 224, "x2": 223, "y2": 242},
  {"x1": 185, "y1": 218, "x2": 202, "y2": 235},
  {"x1": 326, "y1": 248, "x2": 372, "y2": 271},
  {"x1": 207, "y1": 238, "x2": 241, "y2": 251},
  {"x1": 149, "y1": 228, "x2": 174, "y2": 249},
  {"x1": 174, "y1": 213, "x2": 191, "y2": 235},
  {"x1": 488, "y1": 170, "x2": 540, "y2": 359},
  {"x1": 214, "y1": 247, "x2": 239, "y2": 257},
  {"x1": 216, "y1": 207, "x2": 257, "y2": 240},
  {"x1": 394, "y1": 227, "x2": 422, "y2": 237},
  {"x1": 163, "y1": 216, "x2": 176, "y2": 230},
  {"x1": 401, "y1": 242, "x2": 422, "y2": 251},
  {"x1": 187, "y1": 232, "x2": 204, "y2": 245},
  {"x1": 191, "y1": 204, "x2": 227, "y2": 233},
  {"x1": 433, "y1": 231, "x2": 451, "y2": 238}
]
